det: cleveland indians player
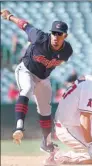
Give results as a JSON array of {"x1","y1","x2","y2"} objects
[
  {"x1": 1, "y1": 9, "x2": 73, "y2": 153},
  {"x1": 44, "y1": 75, "x2": 92, "y2": 165}
]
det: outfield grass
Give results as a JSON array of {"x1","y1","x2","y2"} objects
[{"x1": 1, "y1": 139, "x2": 69, "y2": 156}]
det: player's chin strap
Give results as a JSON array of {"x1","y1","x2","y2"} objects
[{"x1": 87, "y1": 142, "x2": 92, "y2": 158}]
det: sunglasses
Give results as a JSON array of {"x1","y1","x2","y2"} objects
[{"x1": 52, "y1": 31, "x2": 64, "y2": 36}]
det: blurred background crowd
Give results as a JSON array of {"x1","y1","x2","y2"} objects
[{"x1": 1, "y1": 1, "x2": 92, "y2": 104}]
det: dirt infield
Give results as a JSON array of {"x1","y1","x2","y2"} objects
[
  {"x1": 1, "y1": 156, "x2": 46, "y2": 166},
  {"x1": 1, "y1": 156, "x2": 92, "y2": 166}
]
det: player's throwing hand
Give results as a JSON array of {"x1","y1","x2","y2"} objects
[{"x1": 1, "y1": 9, "x2": 13, "y2": 20}]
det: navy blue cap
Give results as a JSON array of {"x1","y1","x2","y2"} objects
[{"x1": 51, "y1": 21, "x2": 68, "y2": 33}]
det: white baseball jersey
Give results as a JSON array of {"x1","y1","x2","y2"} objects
[{"x1": 55, "y1": 79, "x2": 92, "y2": 127}]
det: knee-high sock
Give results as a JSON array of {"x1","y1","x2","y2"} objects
[
  {"x1": 15, "y1": 96, "x2": 29, "y2": 130},
  {"x1": 39, "y1": 114, "x2": 52, "y2": 141}
]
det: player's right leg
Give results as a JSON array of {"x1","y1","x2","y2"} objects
[
  {"x1": 34, "y1": 78, "x2": 58, "y2": 153},
  {"x1": 13, "y1": 62, "x2": 35, "y2": 144}
]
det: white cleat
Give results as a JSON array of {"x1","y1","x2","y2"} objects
[{"x1": 13, "y1": 130, "x2": 23, "y2": 145}]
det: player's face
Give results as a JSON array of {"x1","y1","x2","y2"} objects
[{"x1": 51, "y1": 31, "x2": 67, "y2": 50}]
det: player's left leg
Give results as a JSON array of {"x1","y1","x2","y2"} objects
[
  {"x1": 34, "y1": 78, "x2": 57, "y2": 153},
  {"x1": 53, "y1": 124, "x2": 92, "y2": 164},
  {"x1": 44, "y1": 124, "x2": 92, "y2": 165},
  {"x1": 56, "y1": 123, "x2": 87, "y2": 152}
]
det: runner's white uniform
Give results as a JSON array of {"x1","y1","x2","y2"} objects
[
  {"x1": 55, "y1": 79, "x2": 92, "y2": 128},
  {"x1": 54, "y1": 78, "x2": 92, "y2": 163}
]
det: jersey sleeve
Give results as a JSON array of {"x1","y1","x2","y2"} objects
[{"x1": 24, "y1": 23, "x2": 43, "y2": 44}]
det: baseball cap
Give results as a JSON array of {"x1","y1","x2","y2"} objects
[{"x1": 51, "y1": 21, "x2": 68, "y2": 33}]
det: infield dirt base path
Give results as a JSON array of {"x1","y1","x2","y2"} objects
[
  {"x1": 2, "y1": 156, "x2": 46, "y2": 166},
  {"x1": 1, "y1": 156, "x2": 92, "y2": 166}
]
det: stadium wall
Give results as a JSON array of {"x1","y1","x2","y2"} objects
[{"x1": 1, "y1": 103, "x2": 58, "y2": 139}]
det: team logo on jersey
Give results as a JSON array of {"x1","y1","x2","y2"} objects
[
  {"x1": 33, "y1": 55, "x2": 64, "y2": 68},
  {"x1": 87, "y1": 98, "x2": 92, "y2": 107}
]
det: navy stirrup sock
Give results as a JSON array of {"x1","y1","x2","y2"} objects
[{"x1": 15, "y1": 96, "x2": 29, "y2": 130}]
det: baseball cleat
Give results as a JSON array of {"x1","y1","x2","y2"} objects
[
  {"x1": 13, "y1": 130, "x2": 23, "y2": 145},
  {"x1": 40, "y1": 137, "x2": 58, "y2": 153}
]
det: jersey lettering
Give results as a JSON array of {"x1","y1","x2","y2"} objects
[{"x1": 33, "y1": 55, "x2": 64, "y2": 68}]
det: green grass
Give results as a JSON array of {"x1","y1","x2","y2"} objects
[{"x1": 1, "y1": 139, "x2": 69, "y2": 156}]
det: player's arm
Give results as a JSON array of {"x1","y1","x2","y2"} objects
[
  {"x1": 1, "y1": 9, "x2": 41, "y2": 43},
  {"x1": 1, "y1": 9, "x2": 29, "y2": 29},
  {"x1": 80, "y1": 112, "x2": 92, "y2": 143}
]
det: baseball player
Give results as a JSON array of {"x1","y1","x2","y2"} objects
[
  {"x1": 44, "y1": 75, "x2": 92, "y2": 165},
  {"x1": 1, "y1": 9, "x2": 73, "y2": 153}
]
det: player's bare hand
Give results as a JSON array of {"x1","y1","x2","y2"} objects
[{"x1": 1, "y1": 9, "x2": 12, "y2": 20}]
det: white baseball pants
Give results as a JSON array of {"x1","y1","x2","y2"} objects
[
  {"x1": 54, "y1": 122, "x2": 92, "y2": 164},
  {"x1": 15, "y1": 62, "x2": 52, "y2": 116}
]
